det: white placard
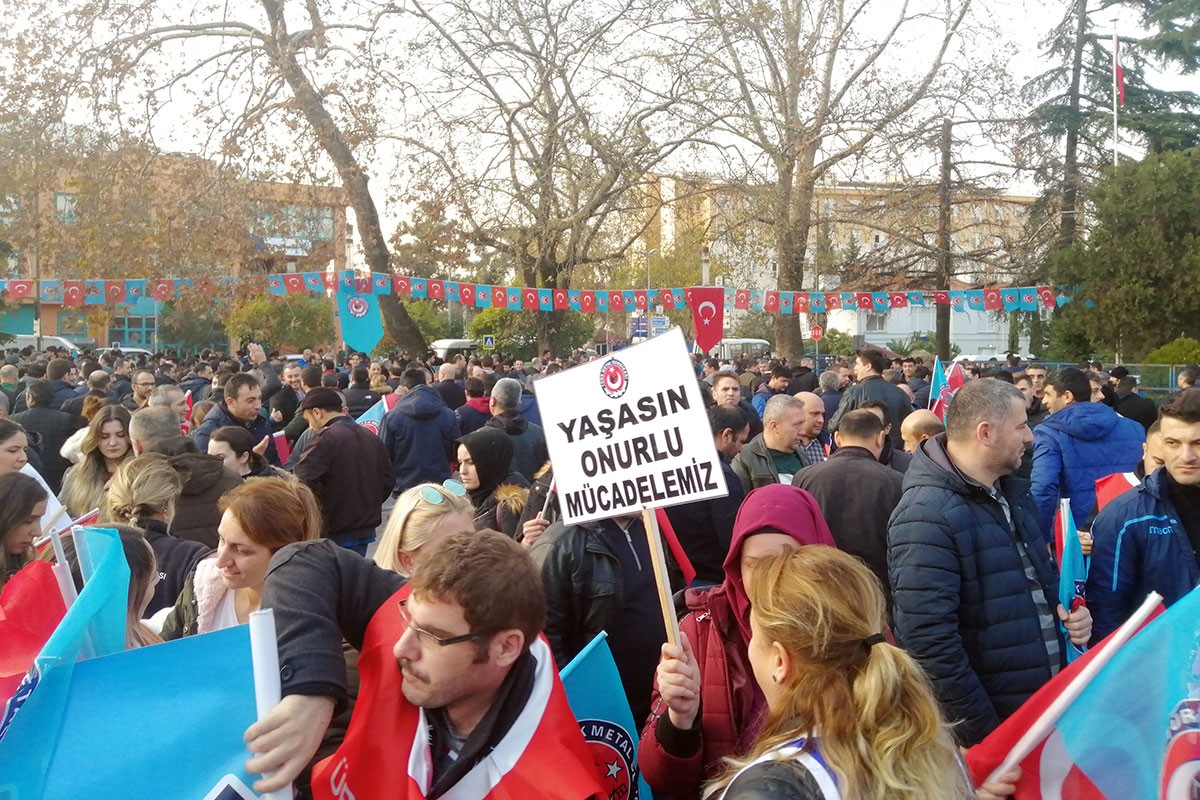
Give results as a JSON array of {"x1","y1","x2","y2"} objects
[{"x1": 537, "y1": 326, "x2": 726, "y2": 526}]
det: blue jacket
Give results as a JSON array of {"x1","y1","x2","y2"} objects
[
  {"x1": 380, "y1": 384, "x2": 460, "y2": 494},
  {"x1": 1030, "y1": 402, "x2": 1144, "y2": 541},
  {"x1": 1086, "y1": 468, "x2": 1200, "y2": 642},
  {"x1": 888, "y1": 434, "x2": 1060, "y2": 746},
  {"x1": 193, "y1": 401, "x2": 280, "y2": 466},
  {"x1": 751, "y1": 383, "x2": 785, "y2": 417}
]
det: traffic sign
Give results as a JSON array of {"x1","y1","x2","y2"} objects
[
  {"x1": 810, "y1": 324, "x2": 823, "y2": 341},
  {"x1": 482, "y1": 335, "x2": 496, "y2": 350}
]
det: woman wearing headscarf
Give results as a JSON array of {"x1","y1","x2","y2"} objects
[
  {"x1": 454, "y1": 426, "x2": 529, "y2": 538},
  {"x1": 638, "y1": 483, "x2": 836, "y2": 798}
]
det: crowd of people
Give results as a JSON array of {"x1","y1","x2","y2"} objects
[{"x1": 1, "y1": 338, "x2": 1197, "y2": 799}]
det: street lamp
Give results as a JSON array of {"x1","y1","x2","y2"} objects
[{"x1": 642, "y1": 249, "x2": 657, "y2": 338}]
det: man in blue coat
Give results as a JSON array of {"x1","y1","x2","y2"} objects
[
  {"x1": 1087, "y1": 390, "x2": 1200, "y2": 641},
  {"x1": 381, "y1": 368, "x2": 460, "y2": 496},
  {"x1": 1030, "y1": 367, "x2": 1144, "y2": 542},
  {"x1": 888, "y1": 379, "x2": 1092, "y2": 746}
]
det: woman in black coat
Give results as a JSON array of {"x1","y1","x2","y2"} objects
[{"x1": 454, "y1": 427, "x2": 528, "y2": 537}]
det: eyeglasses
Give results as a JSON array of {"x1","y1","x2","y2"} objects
[
  {"x1": 418, "y1": 479, "x2": 467, "y2": 505},
  {"x1": 397, "y1": 599, "x2": 483, "y2": 647}
]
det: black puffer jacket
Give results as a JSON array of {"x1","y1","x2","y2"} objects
[
  {"x1": 141, "y1": 518, "x2": 210, "y2": 616},
  {"x1": 887, "y1": 434, "x2": 1060, "y2": 746}
]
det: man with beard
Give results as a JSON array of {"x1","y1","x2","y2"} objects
[
  {"x1": 243, "y1": 531, "x2": 602, "y2": 798},
  {"x1": 888, "y1": 379, "x2": 1092, "y2": 746}
]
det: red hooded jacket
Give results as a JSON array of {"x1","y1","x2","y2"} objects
[{"x1": 637, "y1": 484, "x2": 835, "y2": 798}]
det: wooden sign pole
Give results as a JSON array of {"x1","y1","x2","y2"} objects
[{"x1": 642, "y1": 508, "x2": 680, "y2": 647}]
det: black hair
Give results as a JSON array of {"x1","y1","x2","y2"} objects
[{"x1": 1046, "y1": 367, "x2": 1091, "y2": 404}]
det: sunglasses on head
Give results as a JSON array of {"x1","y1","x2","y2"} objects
[{"x1": 418, "y1": 480, "x2": 467, "y2": 504}]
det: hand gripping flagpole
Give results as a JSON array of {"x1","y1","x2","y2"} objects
[
  {"x1": 250, "y1": 609, "x2": 295, "y2": 800},
  {"x1": 642, "y1": 508, "x2": 680, "y2": 648},
  {"x1": 984, "y1": 591, "x2": 1162, "y2": 784}
]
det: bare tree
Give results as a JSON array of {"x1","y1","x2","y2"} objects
[
  {"x1": 0, "y1": 0, "x2": 430, "y2": 353},
  {"x1": 676, "y1": 0, "x2": 974, "y2": 356},
  {"x1": 395, "y1": 0, "x2": 704, "y2": 349}
]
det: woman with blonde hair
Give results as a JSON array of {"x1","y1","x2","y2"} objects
[
  {"x1": 374, "y1": 479, "x2": 474, "y2": 576},
  {"x1": 102, "y1": 454, "x2": 209, "y2": 616},
  {"x1": 59, "y1": 404, "x2": 133, "y2": 516},
  {"x1": 158, "y1": 477, "x2": 322, "y2": 639},
  {"x1": 706, "y1": 547, "x2": 973, "y2": 800}
]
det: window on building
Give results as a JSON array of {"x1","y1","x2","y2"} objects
[
  {"x1": 971, "y1": 233, "x2": 984, "y2": 249},
  {"x1": 971, "y1": 203, "x2": 984, "y2": 222},
  {"x1": 821, "y1": 199, "x2": 836, "y2": 219},
  {"x1": 993, "y1": 203, "x2": 1006, "y2": 221},
  {"x1": 872, "y1": 232, "x2": 886, "y2": 249},
  {"x1": 108, "y1": 315, "x2": 156, "y2": 348},
  {"x1": 865, "y1": 311, "x2": 889, "y2": 332},
  {"x1": 54, "y1": 193, "x2": 77, "y2": 222}
]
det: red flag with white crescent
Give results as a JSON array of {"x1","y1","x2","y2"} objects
[{"x1": 688, "y1": 286, "x2": 725, "y2": 353}]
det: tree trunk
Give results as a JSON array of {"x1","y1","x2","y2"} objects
[
  {"x1": 774, "y1": 152, "x2": 816, "y2": 360},
  {"x1": 936, "y1": 119, "x2": 953, "y2": 360},
  {"x1": 262, "y1": 0, "x2": 426, "y2": 356},
  {"x1": 1057, "y1": 0, "x2": 1088, "y2": 251}
]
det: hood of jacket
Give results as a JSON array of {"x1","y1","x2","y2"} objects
[
  {"x1": 397, "y1": 384, "x2": 449, "y2": 420},
  {"x1": 720, "y1": 483, "x2": 836, "y2": 643},
  {"x1": 1039, "y1": 401, "x2": 1126, "y2": 442},
  {"x1": 170, "y1": 452, "x2": 237, "y2": 496},
  {"x1": 464, "y1": 396, "x2": 491, "y2": 414},
  {"x1": 457, "y1": 426, "x2": 515, "y2": 503},
  {"x1": 489, "y1": 410, "x2": 528, "y2": 435}
]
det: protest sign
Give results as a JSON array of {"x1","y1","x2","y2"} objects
[{"x1": 538, "y1": 326, "x2": 726, "y2": 526}]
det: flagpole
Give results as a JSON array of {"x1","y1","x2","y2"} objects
[{"x1": 1112, "y1": 26, "x2": 1120, "y2": 167}]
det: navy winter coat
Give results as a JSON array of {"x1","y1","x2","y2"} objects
[
  {"x1": 1086, "y1": 468, "x2": 1200, "y2": 642},
  {"x1": 1030, "y1": 401, "x2": 1144, "y2": 541},
  {"x1": 193, "y1": 401, "x2": 280, "y2": 466},
  {"x1": 888, "y1": 434, "x2": 1061, "y2": 746},
  {"x1": 380, "y1": 384, "x2": 460, "y2": 495}
]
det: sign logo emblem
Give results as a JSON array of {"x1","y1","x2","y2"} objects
[
  {"x1": 579, "y1": 720, "x2": 638, "y2": 800},
  {"x1": 347, "y1": 297, "x2": 369, "y2": 318},
  {"x1": 600, "y1": 358, "x2": 629, "y2": 399}
]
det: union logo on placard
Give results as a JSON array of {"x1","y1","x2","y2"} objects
[
  {"x1": 347, "y1": 297, "x2": 370, "y2": 318},
  {"x1": 579, "y1": 719, "x2": 638, "y2": 800},
  {"x1": 599, "y1": 359, "x2": 629, "y2": 399},
  {"x1": 1161, "y1": 698, "x2": 1200, "y2": 799}
]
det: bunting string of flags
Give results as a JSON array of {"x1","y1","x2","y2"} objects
[{"x1": 0, "y1": 272, "x2": 1070, "y2": 314}]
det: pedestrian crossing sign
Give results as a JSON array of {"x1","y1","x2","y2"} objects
[{"x1": 482, "y1": 335, "x2": 495, "y2": 350}]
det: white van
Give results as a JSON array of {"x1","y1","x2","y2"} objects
[
  {"x1": 706, "y1": 338, "x2": 772, "y2": 360},
  {"x1": 430, "y1": 338, "x2": 479, "y2": 360},
  {"x1": 5, "y1": 334, "x2": 82, "y2": 353}
]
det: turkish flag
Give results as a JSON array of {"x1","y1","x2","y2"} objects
[
  {"x1": 284, "y1": 274, "x2": 305, "y2": 294},
  {"x1": 1, "y1": 561, "x2": 67, "y2": 705},
  {"x1": 855, "y1": 292, "x2": 873, "y2": 309},
  {"x1": 890, "y1": 292, "x2": 908, "y2": 308},
  {"x1": 523, "y1": 289, "x2": 538, "y2": 310},
  {"x1": 609, "y1": 291, "x2": 625, "y2": 311},
  {"x1": 793, "y1": 293, "x2": 809, "y2": 314},
  {"x1": 428, "y1": 280, "x2": 444, "y2": 300},
  {"x1": 1038, "y1": 286, "x2": 1056, "y2": 308},
  {"x1": 62, "y1": 281, "x2": 85, "y2": 307},
  {"x1": 356, "y1": 277, "x2": 373, "y2": 294},
  {"x1": 458, "y1": 283, "x2": 475, "y2": 305},
  {"x1": 394, "y1": 276, "x2": 411, "y2": 295},
  {"x1": 934, "y1": 290, "x2": 951, "y2": 305},
  {"x1": 151, "y1": 279, "x2": 174, "y2": 301},
  {"x1": 688, "y1": 286, "x2": 725, "y2": 353},
  {"x1": 580, "y1": 290, "x2": 596, "y2": 312},
  {"x1": 323, "y1": 272, "x2": 339, "y2": 291},
  {"x1": 105, "y1": 281, "x2": 127, "y2": 304},
  {"x1": 825, "y1": 293, "x2": 842, "y2": 310},
  {"x1": 552, "y1": 289, "x2": 568, "y2": 310},
  {"x1": 7, "y1": 280, "x2": 33, "y2": 299},
  {"x1": 764, "y1": 291, "x2": 779, "y2": 312},
  {"x1": 635, "y1": 291, "x2": 648, "y2": 310},
  {"x1": 661, "y1": 290, "x2": 675, "y2": 310},
  {"x1": 734, "y1": 289, "x2": 750, "y2": 310},
  {"x1": 984, "y1": 287, "x2": 1002, "y2": 311}
]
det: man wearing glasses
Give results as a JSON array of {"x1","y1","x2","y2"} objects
[
  {"x1": 245, "y1": 530, "x2": 602, "y2": 799},
  {"x1": 122, "y1": 370, "x2": 158, "y2": 411}
]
